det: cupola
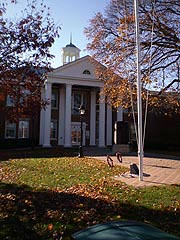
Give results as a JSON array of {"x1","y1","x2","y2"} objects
[{"x1": 61, "y1": 35, "x2": 80, "y2": 65}]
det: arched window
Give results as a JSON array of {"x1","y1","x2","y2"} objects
[{"x1": 83, "y1": 69, "x2": 91, "y2": 75}]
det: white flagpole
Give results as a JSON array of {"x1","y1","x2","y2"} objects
[{"x1": 134, "y1": 0, "x2": 143, "y2": 181}]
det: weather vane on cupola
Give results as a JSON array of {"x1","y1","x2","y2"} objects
[
  {"x1": 61, "y1": 33, "x2": 81, "y2": 65},
  {"x1": 70, "y1": 32, "x2": 72, "y2": 44}
]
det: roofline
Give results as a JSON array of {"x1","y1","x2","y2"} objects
[
  {"x1": 52, "y1": 55, "x2": 106, "y2": 74},
  {"x1": 52, "y1": 55, "x2": 92, "y2": 73}
]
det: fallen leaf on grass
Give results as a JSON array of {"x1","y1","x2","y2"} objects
[{"x1": 47, "y1": 223, "x2": 53, "y2": 231}]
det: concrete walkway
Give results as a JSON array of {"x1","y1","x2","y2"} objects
[{"x1": 92, "y1": 154, "x2": 180, "y2": 188}]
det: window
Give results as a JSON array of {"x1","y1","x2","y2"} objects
[
  {"x1": 21, "y1": 89, "x2": 30, "y2": 102},
  {"x1": 130, "y1": 123, "x2": 136, "y2": 142},
  {"x1": 18, "y1": 120, "x2": 29, "y2": 138},
  {"x1": 22, "y1": 89, "x2": 30, "y2": 95},
  {"x1": 50, "y1": 120, "x2": 58, "y2": 139},
  {"x1": 5, "y1": 121, "x2": 16, "y2": 138},
  {"x1": 83, "y1": 70, "x2": 91, "y2": 75},
  {"x1": 6, "y1": 88, "x2": 31, "y2": 107},
  {"x1": 71, "y1": 122, "x2": 86, "y2": 145},
  {"x1": 51, "y1": 90, "x2": 58, "y2": 109},
  {"x1": 6, "y1": 95, "x2": 15, "y2": 107},
  {"x1": 72, "y1": 91, "x2": 87, "y2": 115},
  {"x1": 71, "y1": 124, "x2": 81, "y2": 145},
  {"x1": 5, "y1": 120, "x2": 29, "y2": 139}
]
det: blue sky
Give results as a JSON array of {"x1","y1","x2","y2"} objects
[{"x1": 5, "y1": 0, "x2": 109, "y2": 68}]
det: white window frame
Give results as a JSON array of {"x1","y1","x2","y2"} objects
[
  {"x1": 6, "y1": 95, "x2": 15, "y2": 107},
  {"x1": 50, "y1": 120, "x2": 58, "y2": 140},
  {"x1": 51, "y1": 90, "x2": 58, "y2": 109},
  {"x1": 83, "y1": 69, "x2": 91, "y2": 75},
  {"x1": 5, "y1": 121, "x2": 16, "y2": 138},
  {"x1": 18, "y1": 119, "x2": 29, "y2": 138},
  {"x1": 72, "y1": 91, "x2": 86, "y2": 115},
  {"x1": 71, "y1": 122, "x2": 86, "y2": 145}
]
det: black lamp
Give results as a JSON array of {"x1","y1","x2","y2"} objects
[{"x1": 78, "y1": 104, "x2": 85, "y2": 158}]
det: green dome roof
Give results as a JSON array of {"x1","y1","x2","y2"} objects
[{"x1": 65, "y1": 42, "x2": 77, "y2": 48}]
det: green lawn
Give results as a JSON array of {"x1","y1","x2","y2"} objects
[{"x1": 0, "y1": 148, "x2": 180, "y2": 239}]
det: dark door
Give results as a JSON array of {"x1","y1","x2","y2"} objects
[{"x1": 115, "y1": 121, "x2": 129, "y2": 144}]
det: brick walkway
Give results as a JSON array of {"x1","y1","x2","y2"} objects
[{"x1": 93, "y1": 154, "x2": 180, "y2": 188}]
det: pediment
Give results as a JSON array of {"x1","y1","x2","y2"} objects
[{"x1": 49, "y1": 56, "x2": 102, "y2": 81}]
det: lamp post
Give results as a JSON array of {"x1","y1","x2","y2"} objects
[{"x1": 78, "y1": 105, "x2": 85, "y2": 158}]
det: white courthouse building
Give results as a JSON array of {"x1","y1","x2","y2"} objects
[
  {"x1": 1, "y1": 41, "x2": 179, "y2": 150},
  {"x1": 39, "y1": 41, "x2": 124, "y2": 148}
]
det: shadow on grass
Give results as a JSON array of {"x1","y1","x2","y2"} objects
[
  {"x1": 0, "y1": 147, "x2": 79, "y2": 161},
  {"x1": 1, "y1": 147, "x2": 180, "y2": 162},
  {"x1": 0, "y1": 182, "x2": 180, "y2": 240}
]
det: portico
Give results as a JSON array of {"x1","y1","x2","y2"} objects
[{"x1": 39, "y1": 55, "x2": 113, "y2": 148}]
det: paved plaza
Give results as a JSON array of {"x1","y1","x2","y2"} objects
[{"x1": 92, "y1": 154, "x2": 180, "y2": 188}]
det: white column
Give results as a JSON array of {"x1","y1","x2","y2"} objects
[
  {"x1": 114, "y1": 106, "x2": 123, "y2": 145},
  {"x1": 90, "y1": 91, "x2": 96, "y2": 146},
  {"x1": 64, "y1": 84, "x2": 72, "y2": 147},
  {"x1": 117, "y1": 106, "x2": 123, "y2": 121},
  {"x1": 99, "y1": 91, "x2": 105, "y2": 147},
  {"x1": 42, "y1": 81, "x2": 52, "y2": 147},
  {"x1": 106, "y1": 105, "x2": 112, "y2": 146},
  {"x1": 39, "y1": 87, "x2": 45, "y2": 145},
  {"x1": 58, "y1": 87, "x2": 65, "y2": 145}
]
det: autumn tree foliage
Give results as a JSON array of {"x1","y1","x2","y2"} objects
[
  {"x1": 0, "y1": 0, "x2": 60, "y2": 121},
  {"x1": 84, "y1": 0, "x2": 180, "y2": 113}
]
